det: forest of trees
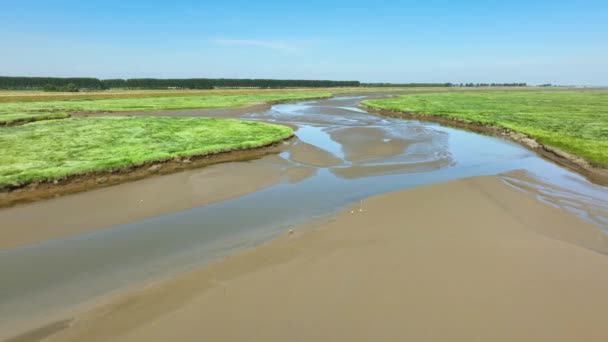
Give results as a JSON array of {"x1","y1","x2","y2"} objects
[
  {"x1": 0, "y1": 76, "x2": 360, "y2": 90},
  {"x1": 0, "y1": 77, "x2": 531, "y2": 91},
  {"x1": 0, "y1": 77, "x2": 104, "y2": 90},
  {"x1": 102, "y1": 78, "x2": 361, "y2": 89}
]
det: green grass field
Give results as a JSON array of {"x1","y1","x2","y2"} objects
[
  {"x1": 363, "y1": 90, "x2": 608, "y2": 167},
  {"x1": 0, "y1": 117, "x2": 292, "y2": 188},
  {"x1": 0, "y1": 91, "x2": 332, "y2": 125}
]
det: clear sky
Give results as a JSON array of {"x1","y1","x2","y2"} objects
[{"x1": 1, "y1": 0, "x2": 607, "y2": 85}]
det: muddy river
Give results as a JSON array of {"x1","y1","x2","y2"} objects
[{"x1": 1, "y1": 94, "x2": 607, "y2": 333}]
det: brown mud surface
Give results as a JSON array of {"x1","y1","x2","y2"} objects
[
  {"x1": 3, "y1": 320, "x2": 72, "y2": 342},
  {"x1": 21, "y1": 176, "x2": 608, "y2": 342},
  {"x1": 0, "y1": 127, "x2": 342, "y2": 249},
  {"x1": 363, "y1": 105, "x2": 608, "y2": 185},
  {"x1": 329, "y1": 126, "x2": 411, "y2": 162},
  {"x1": 0, "y1": 154, "x2": 313, "y2": 249},
  {"x1": 501, "y1": 169, "x2": 608, "y2": 237},
  {"x1": 331, "y1": 161, "x2": 450, "y2": 179},
  {"x1": 288, "y1": 140, "x2": 343, "y2": 167},
  {"x1": 328, "y1": 124, "x2": 451, "y2": 179}
]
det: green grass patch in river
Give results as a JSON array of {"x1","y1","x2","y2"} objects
[{"x1": 0, "y1": 117, "x2": 292, "y2": 188}]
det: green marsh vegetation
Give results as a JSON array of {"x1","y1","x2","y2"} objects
[
  {"x1": 0, "y1": 91, "x2": 333, "y2": 124},
  {"x1": 0, "y1": 117, "x2": 292, "y2": 188},
  {"x1": 0, "y1": 86, "x2": 451, "y2": 125},
  {"x1": 363, "y1": 90, "x2": 608, "y2": 167}
]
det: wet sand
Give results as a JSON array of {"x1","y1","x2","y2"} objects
[
  {"x1": 288, "y1": 140, "x2": 343, "y2": 167},
  {"x1": 329, "y1": 126, "x2": 411, "y2": 162},
  {"x1": 28, "y1": 176, "x2": 608, "y2": 342},
  {"x1": 0, "y1": 157, "x2": 309, "y2": 249},
  {"x1": 0, "y1": 128, "x2": 354, "y2": 249}
]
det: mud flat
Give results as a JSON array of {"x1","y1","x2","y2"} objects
[
  {"x1": 17, "y1": 175, "x2": 608, "y2": 342},
  {"x1": 0, "y1": 153, "x2": 315, "y2": 249}
]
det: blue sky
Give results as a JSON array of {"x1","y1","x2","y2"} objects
[{"x1": 1, "y1": 0, "x2": 607, "y2": 85}]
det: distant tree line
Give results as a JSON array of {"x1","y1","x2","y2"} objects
[
  {"x1": 43, "y1": 83, "x2": 80, "y2": 92},
  {"x1": 0, "y1": 77, "x2": 104, "y2": 91},
  {"x1": 0, "y1": 76, "x2": 360, "y2": 91},
  {"x1": 104, "y1": 78, "x2": 360, "y2": 89},
  {"x1": 103, "y1": 78, "x2": 360, "y2": 89},
  {"x1": 0, "y1": 77, "x2": 530, "y2": 91}
]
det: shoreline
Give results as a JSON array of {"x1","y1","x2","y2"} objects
[
  {"x1": 7, "y1": 175, "x2": 608, "y2": 341},
  {"x1": 361, "y1": 104, "x2": 608, "y2": 186},
  {"x1": 0, "y1": 136, "x2": 292, "y2": 208}
]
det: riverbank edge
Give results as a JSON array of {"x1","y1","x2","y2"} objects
[
  {"x1": 361, "y1": 104, "x2": 608, "y2": 185},
  {"x1": 0, "y1": 135, "x2": 293, "y2": 208}
]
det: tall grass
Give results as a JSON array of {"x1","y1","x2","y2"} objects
[{"x1": 0, "y1": 117, "x2": 292, "y2": 188}]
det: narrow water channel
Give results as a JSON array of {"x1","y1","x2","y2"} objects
[{"x1": 1, "y1": 95, "x2": 607, "y2": 332}]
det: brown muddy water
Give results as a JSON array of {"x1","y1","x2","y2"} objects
[{"x1": 1, "y1": 94, "x2": 608, "y2": 337}]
